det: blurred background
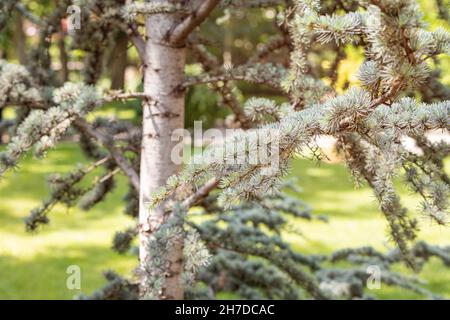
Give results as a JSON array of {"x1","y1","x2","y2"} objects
[{"x1": 0, "y1": 0, "x2": 449, "y2": 299}]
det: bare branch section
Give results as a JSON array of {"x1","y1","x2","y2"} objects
[
  {"x1": 126, "y1": 23, "x2": 146, "y2": 61},
  {"x1": 169, "y1": 0, "x2": 221, "y2": 46},
  {"x1": 74, "y1": 118, "x2": 140, "y2": 192},
  {"x1": 104, "y1": 91, "x2": 154, "y2": 102},
  {"x1": 181, "y1": 178, "x2": 219, "y2": 208}
]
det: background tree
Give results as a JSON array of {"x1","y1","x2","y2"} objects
[{"x1": 0, "y1": 0, "x2": 449, "y2": 300}]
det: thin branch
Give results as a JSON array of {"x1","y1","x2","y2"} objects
[
  {"x1": 14, "y1": 3, "x2": 44, "y2": 26},
  {"x1": 105, "y1": 91, "x2": 153, "y2": 102},
  {"x1": 125, "y1": 23, "x2": 146, "y2": 61},
  {"x1": 99, "y1": 167, "x2": 121, "y2": 184},
  {"x1": 400, "y1": 27, "x2": 417, "y2": 65},
  {"x1": 74, "y1": 118, "x2": 140, "y2": 192},
  {"x1": 169, "y1": 0, "x2": 221, "y2": 46},
  {"x1": 368, "y1": 78, "x2": 403, "y2": 108},
  {"x1": 248, "y1": 35, "x2": 287, "y2": 63},
  {"x1": 121, "y1": 0, "x2": 147, "y2": 61},
  {"x1": 85, "y1": 157, "x2": 111, "y2": 172},
  {"x1": 182, "y1": 178, "x2": 219, "y2": 208}
]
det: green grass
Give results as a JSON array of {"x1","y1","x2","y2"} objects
[
  {"x1": 289, "y1": 157, "x2": 450, "y2": 299},
  {"x1": 0, "y1": 144, "x2": 136, "y2": 299},
  {"x1": 0, "y1": 144, "x2": 449, "y2": 299}
]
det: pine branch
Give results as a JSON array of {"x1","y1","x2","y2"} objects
[
  {"x1": 221, "y1": 0, "x2": 284, "y2": 8},
  {"x1": 182, "y1": 63, "x2": 287, "y2": 90},
  {"x1": 25, "y1": 157, "x2": 111, "y2": 231}
]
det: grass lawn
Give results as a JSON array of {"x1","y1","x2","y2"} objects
[{"x1": 0, "y1": 143, "x2": 448, "y2": 299}]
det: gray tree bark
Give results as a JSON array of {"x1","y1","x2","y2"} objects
[
  {"x1": 139, "y1": 13, "x2": 186, "y2": 300},
  {"x1": 137, "y1": 0, "x2": 220, "y2": 300}
]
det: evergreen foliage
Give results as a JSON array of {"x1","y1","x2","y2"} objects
[{"x1": 0, "y1": 0, "x2": 448, "y2": 299}]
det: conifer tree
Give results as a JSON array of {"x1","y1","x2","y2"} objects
[{"x1": 0, "y1": 0, "x2": 449, "y2": 299}]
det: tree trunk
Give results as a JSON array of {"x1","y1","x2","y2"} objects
[
  {"x1": 139, "y1": 13, "x2": 186, "y2": 300},
  {"x1": 58, "y1": 33, "x2": 69, "y2": 83},
  {"x1": 110, "y1": 32, "x2": 128, "y2": 90},
  {"x1": 14, "y1": 15, "x2": 27, "y2": 65}
]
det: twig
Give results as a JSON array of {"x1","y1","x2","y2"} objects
[{"x1": 368, "y1": 78, "x2": 403, "y2": 108}]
